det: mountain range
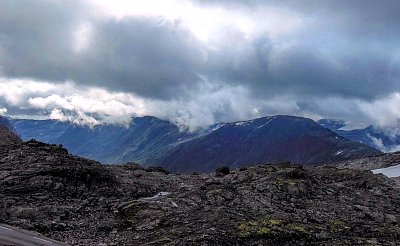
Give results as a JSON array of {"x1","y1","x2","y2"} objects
[
  {"x1": 11, "y1": 115, "x2": 381, "y2": 173},
  {"x1": 318, "y1": 119, "x2": 400, "y2": 152}
]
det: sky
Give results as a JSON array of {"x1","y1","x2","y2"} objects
[{"x1": 1, "y1": 0, "x2": 400, "y2": 130}]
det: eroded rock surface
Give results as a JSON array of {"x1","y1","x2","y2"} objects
[
  {"x1": 335, "y1": 152, "x2": 400, "y2": 170},
  {"x1": 1, "y1": 139, "x2": 399, "y2": 245}
]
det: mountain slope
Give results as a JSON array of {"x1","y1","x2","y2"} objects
[
  {"x1": 0, "y1": 116, "x2": 21, "y2": 145},
  {"x1": 12, "y1": 116, "x2": 196, "y2": 164},
  {"x1": 154, "y1": 116, "x2": 382, "y2": 173},
  {"x1": 12, "y1": 115, "x2": 382, "y2": 173}
]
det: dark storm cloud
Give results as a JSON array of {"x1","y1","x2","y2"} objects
[
  {"x1": 0, "y1": 0, "x2": 86, "y2": 78},
  {"x1": 198, "y1": 0, "x2": 400, "y2": 100},
  {"x1": 204, "y1": 27, "x2": 400, "y2": 100},
  {"x1": 77, "y1": 18, "x2": 205, "y2": 98},
  {"x1": 1, "y1": 0, "x2": 400, "y2": 103},
  {"x1": 0, "y1": 0, "x2": 205, "y2": 99}
]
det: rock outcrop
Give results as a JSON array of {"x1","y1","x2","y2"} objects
[
  {"x1": 1, "y1": 133, "x2": 399, "y2": 245},
  {"x1": 335, "y1": 151, "x2": 400, "y2": 170},
  {"x1": 0, "y1": 116, "x2": 21, "y2": 145}
]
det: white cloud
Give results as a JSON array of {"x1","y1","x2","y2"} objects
[
  {"x1": 87, "y1": 0, "x2": 305, "y2": 43},
  {"x1": 367, "y1": 134, "x2": 400, "y2": 153},
  {"x1": 0, "y1": 108, "x2": 7, "y2": 115},
  {"x1": 49, "y1": 109, "x2": 68, "y2": 122},
  {"x1": 358, "y1": 93, "x2": 400, "y2": 128},
  {"x1": 73, "y1": 21, "x2": 93, "y2": 53},
  {"x1": 3, "y1": 77, "x2": 400, "y2": 131},
  {"x1": 0, "y1": 78, "x2": 300, "y2": 130}
]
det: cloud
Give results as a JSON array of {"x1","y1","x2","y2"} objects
[
  {"x1": 0, "y1": 0, "x2": 207, "y2": 99},
  {"x1": 0, "y1": 108, "x2": 7, "y2": 115},
  {"x1": 1, "y1": 0, "x2": 400, "y2": 129},
  {"x1": 2, "y1": 77, "x2": 400, "y2": 132},
  {"x1": 367, "y1": 134, "x2": 400, "y2": 153}
]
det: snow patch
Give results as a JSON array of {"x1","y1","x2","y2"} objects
[
  {"x1": 335, "y1": 150, "x2": 344, "y2": 155},
  {"x1": 257, "y1": 118, "x2": 273, "y2": 128},
  {"x1": 372, "y1": 164, "x2": 400, "y2": 178}
]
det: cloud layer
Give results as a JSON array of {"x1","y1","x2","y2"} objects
[{"x1": 1, "y1": 0, "x2": 400, "y2": 129}]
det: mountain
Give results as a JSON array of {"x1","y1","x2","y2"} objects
[
  {"x1": 12, "y1": 115, "x2": 381, "y2": 173},
  {"x1": 0, "y1": 116, "x2": 21, "y2": 145},
  {"x1": 1, "y1": 131, "x2": 400, "y2": 245},
  {"x1": 12, "y1": 116, "x2": 197, "y2": 164},
  {"x1": 154, "y1": 116, "x2": 382, "y2": 173},
  {"x1": 318, "y1": 119, "x2": 400, "y2": 152}
]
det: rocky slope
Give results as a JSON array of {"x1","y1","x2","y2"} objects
[
  {"x1": 155, "y1": 116, "x2": 381, "y2": 173},
  {"x1": 335, "y1": 151, "x2": 400, "y2": 170},
  {"x1": 0, "y1": 116, "x2": 21, "y2": 145},
  {"x1": 0, "y1": 127, "x2": 399, "y2": 245}
]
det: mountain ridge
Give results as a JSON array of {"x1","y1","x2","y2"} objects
[
  {"x1": 11, "y1": 115, "x2": 381, "y2": 173},
  {"x1": 318, "y1": 119, "x2": 400, "y2": 152},
  {"x1": 153, "y1": 115, "x2": 381, "y2": 173}
]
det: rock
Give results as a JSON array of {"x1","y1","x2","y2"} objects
[
  {"x1": 385, "y1": 214, "x2": 397, "y2": 223},
  {"x1": 1, "y1": 134, "x2": 400, "y2": 245},
  {"x1": 145, "y1": 166, "x2": 170, "y2": 174},
  {"x1": 216, "y1": 166, "x2": 230, "y2": 177}
]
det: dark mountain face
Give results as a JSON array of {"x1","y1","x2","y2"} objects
[
  {"x1": 0, "y1": 116, "x2": 12, "y2": 130},
  {"x1": 0, "y1": 116, "x2": 21, "y2": 145},
  {"x1": 318, "y1": 119, "x2": 346, "y2": 131},
  {"x1": 12, "y1": 115, "x2": 381, "y2": 173},
  {"x1": 318, "y1": 119, "x2": 400, "y2": 152},
  {"x1": 12, "y1": 116, "x2": 197, "y2": 164},
  {"x1": 154, "y1": 116, "x2": 382, "y2": 173}
]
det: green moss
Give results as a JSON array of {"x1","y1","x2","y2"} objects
[
  {"x1": 237, "y1": 223, "x2": 252, "y2": 237},
  {"x1": 257, "y1": 227, "x2": 271, "y2": 235},
  {"x1": 237, "y1": 218, "x2": 310, "y2": 237},
  {"x1": 288, "y1": 223, "x2": 306, "y2": 233},
  {"x1": 268, "y1": 219, "x2": 281, "y2": 226},
  {"x1": 328, "y1": 220, "x2": 346, "y2": 232},
  {"x1": 237, "y1": 218, "x2": 282, "y2": 237}
]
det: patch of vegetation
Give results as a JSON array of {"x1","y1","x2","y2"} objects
[
  {"x1": 288, "y1": 223, "x2": 306, "y2": 233},
  {"x1": 273, "y1": 178, "x2": 300, "y2": 186},
  {"x1": 238, "y1": 219, "x2": 280, "y2": 237},
  {"x1": 237, "y1": 218, "x2": 309, "y2": 238},
  {"x1": 257, "y1": 227, "x2": 271, "y2": 235},
  {"x1": 328, "y1": 220, "x2": 347, "y2": 232}
]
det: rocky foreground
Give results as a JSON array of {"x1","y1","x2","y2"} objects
[{"x1": 1, "y1": 137, "x2": 400, "y2": 245}]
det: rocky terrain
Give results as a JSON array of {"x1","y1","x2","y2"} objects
[
  {"x1": 335, "y1": 152, "x2": 400, "y2": 171},
  {"x1": 1, "y1": 125, "x2": 400, "y2": 245},
  {"x1": 0, "y1": 116, "x2": 21, "y2": 146}
]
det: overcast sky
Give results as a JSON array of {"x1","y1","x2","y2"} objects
[{"x1": 1, "y1": 0, "x2": 400, "y2": 129}]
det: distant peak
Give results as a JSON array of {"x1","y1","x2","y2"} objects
[
  {"x1": 229, "y1": 115, "x2": 315, "y2": 127},
  {"x1": 130, "y1": 115, "x2": 177, "y2": 127}
]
